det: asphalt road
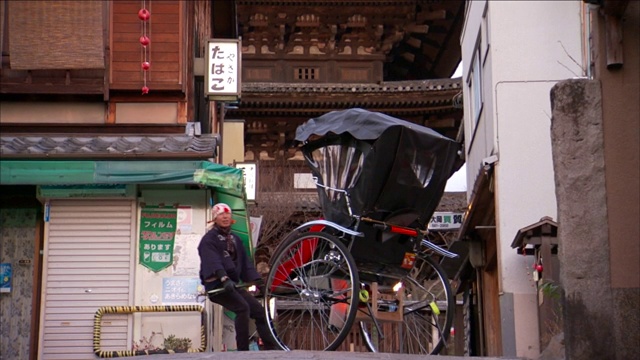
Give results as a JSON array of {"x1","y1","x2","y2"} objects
[{"x1": 122, "y1": 350, "x2": 522, "y2": 360}]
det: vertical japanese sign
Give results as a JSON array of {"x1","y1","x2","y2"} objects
[
  {"x1": 205, "y1": 39, "x2": 241, "y2": 99},
  {"x1": 235, "y1": 162, "x2": 256, "y2": 201},
  {"x1": 139, "y1": 206, "x2": 178, "y2": 272}
]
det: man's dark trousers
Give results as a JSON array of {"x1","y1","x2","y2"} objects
[{"x1": 208, "y1": 288, "x2": 278, "y2": 351}]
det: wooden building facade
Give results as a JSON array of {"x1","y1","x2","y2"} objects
[{"x1": 228, "y1": 0, "x2": 465, "y2": 161}]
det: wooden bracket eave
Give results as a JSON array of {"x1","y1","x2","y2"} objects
[{"x1": 602, "y1": 0, "x2": 630, "y2": 69}]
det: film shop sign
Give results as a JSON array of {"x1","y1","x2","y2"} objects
[{"x1": 139, "y1": 206, "x2": 178, "y2": 272}]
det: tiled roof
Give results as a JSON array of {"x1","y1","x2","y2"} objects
[
  {"x1": 0, "y1": 134, "x2": 218, "y2": 159},
  {"x1": 438, "y1": 191, "x2": 468, "y2": 212},
  {"x1": 241, "y1": 78, "x2": 462, "y2": 94},
  {"x1": 230, "y1": 79, "x2": 464, "y2": 120}
]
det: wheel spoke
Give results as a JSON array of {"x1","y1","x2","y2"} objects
[
  {"x1": 265, "y1": 232, "x2": 359, "y2": 351},
  {"x1": 359, "y1": 255, "x2": 453, "y2": 355}
]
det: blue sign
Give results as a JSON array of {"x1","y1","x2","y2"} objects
[
  {"x1": 162, "y1": 277, "x2": 201, "y2": 304},
  {"x1": 1, "y1": 263, "x2": 11, "y2": 293}
]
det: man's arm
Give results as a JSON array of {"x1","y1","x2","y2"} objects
[{"x1": 199, "y1": 234, "x2": 227, "y2": 281}]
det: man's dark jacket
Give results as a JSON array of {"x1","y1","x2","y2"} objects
[{"x1": 198, "y1": 225, "x2": 260, "y2": 292}]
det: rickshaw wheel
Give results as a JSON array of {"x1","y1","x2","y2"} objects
[
  {"x1": 359, "y1": 255, "x2": 454, "y2": 355},
  {"x1": 264, "y1": 231, "x2": 360, "y2": 351}
]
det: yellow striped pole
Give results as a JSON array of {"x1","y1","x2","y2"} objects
[{"x1": 93, "y1": 305, "x2": 206, "y2": 358}]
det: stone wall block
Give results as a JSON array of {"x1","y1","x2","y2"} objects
[{"x1": 550, "y1": 79, "x2": 615, "y2": 360}]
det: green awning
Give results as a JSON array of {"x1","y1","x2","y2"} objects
[
  {"x1": 0, "y1": 159, "x2": 255, "y2": 256},
  {"x1": 0, "y1": 160, "x2": 243, "y2": 194}
]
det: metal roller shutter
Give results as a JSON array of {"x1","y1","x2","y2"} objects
[{"x1": 39, "y1": 199, "x2": 136, "y2": 359}]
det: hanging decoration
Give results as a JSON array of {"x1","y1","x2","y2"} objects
[{"x1": 139, "y1": 1, "x2": 151, "y2": 94}]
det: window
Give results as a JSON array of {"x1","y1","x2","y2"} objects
[
  {"x1": 468, "y1": 45, "x2": 484, "y2": 127},
  {"x1": 295, "y1": 67, "x2": 319, "y2": 80}
]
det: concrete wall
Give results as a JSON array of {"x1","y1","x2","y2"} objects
[
  {"x1": 461, "y1": 1, "x2": 584, "y2": 358},
  {"x1": 552, "y1": 2, "x2": 639, "y2": 359},
  {"x1": 134, "y1": 188, "x2": 209, "y2": 351},
  {"x1": 0, "y1": 206, "x2": 39, "y2": 360},
  {"x1": 461, "y1": 0, "x2": 492, "y2": 189},
  {"x1": 551, "y1": 79, "x2": 615, "y2": 359},
  {"x1": 0, "y1": 101, "x2": 181, "y2": 124},
  {"x1": 115, "y1": 103, "x2": 179, "y2": 124},
  {"x1": 222, "y1": 120, "x2": 245, "y2": 167},
  {"x1": 0, "y1": 102, "x2": 105, "y2": 123}
]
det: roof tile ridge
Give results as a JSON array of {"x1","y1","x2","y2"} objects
[{"x1": 242, "y1": 78, "x2": 461, "y2": 93}]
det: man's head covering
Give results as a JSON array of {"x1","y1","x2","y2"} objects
[{"x1": 211, "y1": 203, "x2": 232, "y2": 220}]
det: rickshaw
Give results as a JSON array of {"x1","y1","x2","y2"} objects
[{"x1": 263, "y1": 108, "x2": 464, "y2": 355}]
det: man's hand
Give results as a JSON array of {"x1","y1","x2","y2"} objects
[
  {"x1": 222, "y1": 278, "x2": 236, "y2": 293},
  {"x1": 253, "y1": 277, "x2": 266, "y2": 296}
]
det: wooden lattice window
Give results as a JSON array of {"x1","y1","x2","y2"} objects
[{"x1": 294, "y1": 67, "x2": 319, "y2": 81}]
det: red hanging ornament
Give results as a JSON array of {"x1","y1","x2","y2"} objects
[
  {"x1": 138, "y1": 8, "x2": 150, "y2": 21},
  {"x1": 140, "y1": 1, "x2": 150, "y2": 94},
  {"x1": 139, "y1": 35, "x2": 150, "y2": 47}
]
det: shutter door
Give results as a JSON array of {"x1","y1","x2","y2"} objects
[{"x1": 39, "y1": 200, "x2": 136, "y2": 360}]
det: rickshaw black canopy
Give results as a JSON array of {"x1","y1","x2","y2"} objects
[{"x1": 296, "y1": 108, "x2": 463, "y2": 228}]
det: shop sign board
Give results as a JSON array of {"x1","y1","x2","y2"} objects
[
  {"x1": 428, "y1": 211, "x2": 464, "y2": 230},
  {"x1": 206, "y1": 39, "x2": 241, "y2": 100},
  {"x1": 139, "y1": 206, "x2": 178, "y2": 272},
  {"x1": 162, "y1": 277, "x2": 201, "y2": 304}
]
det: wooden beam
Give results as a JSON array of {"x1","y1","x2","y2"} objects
[
  {"x1": 106, "y1": 103, "x2": 116, "y2": 124},
  {"x1": 1, "y1": 123, "x2": 185, "y2": 134},
  {"x1": 426, "y1": 117, "x2": 456, "y2": 128},
  {"x1": 177, "y1": 101, "x2": 188, "y2": 124},
  {"x1": 426, "y1": 25, "x2": 449, "y2": 34},
  {"x1": 107, "y1": 83, "x2": 184, "y2": 91},
  {"x1": 401, "y1": 52, "x2": 415, "y2": 63},
  {"x1": 603, "y1": 0, "x2": 629, "y2": 16},
  {"x1": 601, "y1": 0, "x2": 629, "y2": 69},
  {"x1": 416, "y1": 9, "x2": 447, "y2": 22},
  {"x1": 420, "y1": 37, "x2": 441, "y2": 50},
  {"x1": 109, "y1": 93, "x2": 186, "y2": 102},
  {"x1": 406, "y1": 37, "x2": 422, "y2": 49},
  {"x1": 605, "y1": 14, "x2": 624, "y2": 69},
  {"x1": 404, "y1": 24, "x2": 429, "y2": 34},
  {"x1": 0, "y1": 83, "x2": 104, "y2": 94}
]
